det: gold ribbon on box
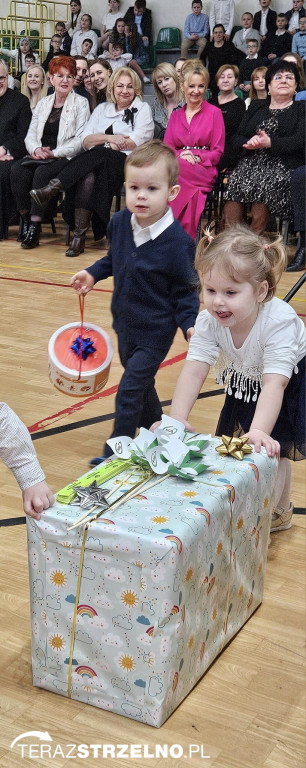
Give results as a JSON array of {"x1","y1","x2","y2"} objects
[{"x1": 215, "y1": 435, "x2": 253, "y2": 461}]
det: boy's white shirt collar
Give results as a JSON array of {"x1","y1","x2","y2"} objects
[
  {"x1": 276, "y1": 29, "x2": 286, "y2": 34},
  {"x1": 131, "y1": 207, "x2": 174, "y2": 246},
  {"x1": 247, "y1": 51, "x2": 259, "y2": 58}
]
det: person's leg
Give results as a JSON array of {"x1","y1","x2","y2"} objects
[
  {"x1": 223, "y1": 200, "x2": 244, "y2": 227},
  {"x1": 129, "y1": 59, "x2": 146, "y2": 79},
  {"x1": 29, "y1": 158, "x2": 69, "y2": 220},
  {"x1": 30, "y1": 148, "x2": 108, "y2": 207},
  {"x1": 10, "y1": 159, "x2": 36, "y2": 243},
  {"x1": 65, "y1": 171, "x2": 95, "y2": 257},
  {"x1": 196, "y1": 37, "x2": 207, "y2": 57},
  {"x1": 250, "y1": 202, "x2": 269, "y2": 235},
  {"x1": 103, "y1": 342, "x2": 168, "y2": 458},
  {"x1": 181, "y1": 38, "x2": 193, "y2": 58},
  {"x1": 286, "y1": 165, "x2": 306, "y2": 272},
  {"x1": 271, "y1": 458, "x2": 293, "y2": 531}
]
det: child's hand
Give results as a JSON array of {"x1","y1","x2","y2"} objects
[
  {"x1": 169, "y1": 414, "x2": 197, "y2": 433},
  {"x1": 22, "y1": 481, "x2": 54, "y2": 520},
  {"x1": 244, "y1": 429, "x2": 280, "y2": 459},
  {"x1": 70, "y1": 270, "x2": 95, "y2": 294},
  {"x1": 186, "y1": 327, "x2": 195, "y2": 341},
  {"x1": 150, "y1": 420, "x2": 162, "y2": 432}
]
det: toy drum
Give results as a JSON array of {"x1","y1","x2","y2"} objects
[{"x1": 48, "y1": 322, "x2": 113, "y2": 397}]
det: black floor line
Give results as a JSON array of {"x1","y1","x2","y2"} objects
[{"x1": 31, "y1": 389, "x2": 225, "y2": 441}]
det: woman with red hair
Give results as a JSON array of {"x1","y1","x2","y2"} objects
[{"x1": 10, "y1": 56, "x2": 90, "y2": 248}]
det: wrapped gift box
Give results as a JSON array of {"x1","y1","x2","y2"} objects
[{"x1": 27, "y1": 438, "x2": 277, "y2": 727}]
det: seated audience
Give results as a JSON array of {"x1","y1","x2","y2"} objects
[
  {"x1": 292, "y1": 15, "x2": 306, "y2": 57},
  {"x1": 253, "y1": 0, "x2": 277, "y2": 42},
  {"x1": 209, "y1": 65, "x2": 246, "y2": 170},
  {"x1": 10, "y1": 56, "x2": 90, "y2": 249},
  {"x1": 239, "y1": 39, "x2": 264, "y2": 94},
  {"x1": 100, "y1": 41, "x2": 132, "y2": 70},
  {"x1": 55, "y1": 21, "x2": 72, "y2": 55},
  {"x1": 164, "y1": 59, "x2": 225, "y2": 239},
  {"x1": 99, "y1": 0, "x2": 123, "y2": 50},
  {"x1": 81, "y1": 38, "x2": 94, "y2": 59},
  {"x1": 181, "y1": 1, "x2": 209, "y2": 59},
  {"x1": 286, "y1": 165, "x2": 306, "y2": 271},
  {"x1": 88, "y1": 58, "x2": 112, "y2": 107},
  {"x1": 223, "y1": 60, "x2": 305, "y2": 234},
  {"x1": 30, "y1": 67, "x2": 154, "y2": 255},
  {"x1": 244, "y1": 65, "x2": 268, "y2": 107},
  {"x1": 152, "y1": 62, "x2": 184, "y2": 139},
  {"x1": 72, "y1": 55, "x2": 91, "y2": 103},
  {"x1": 204, "y1": 24, "x2": 245, "y2": 96},
  {"x1": 66, "y1": 0, "x2": 85, "y2": 37},
  {"x1": 71, "y1": 14, "x2": 98, "y2": 57},
  {"x1": 209, "y1": 0, "x2": 235, "y2": 40},
  {"x1": 232, "y1": 13, "x2": 261, "y2": 55},
  {"x1": 261, "y1": 14, "x2": 292, "y2": 64},
  {"x1": 0, "y1": 37, "x2": 39, "y2": 83},
  {"x1": 123, "y1": 21, "x2": 150, "y2": 81},
  {"x1": 42, "y1": 35, "x2": 64, "y2": 72},
  {"x1": 23, "y1": 64, "x2": 48, "y2": 111},
  {"x1": 285, "y1": 0, "x2": 306, "y2": 36},
  {"x1": 20, "y1": 51, "x2": 37, "y2": 92},
  {"x1": 124, "y1": 1, "x2": 153, "y2": 45},
  {"x1": 0, "y1": 58, "x2": 31, "y2": 240}
]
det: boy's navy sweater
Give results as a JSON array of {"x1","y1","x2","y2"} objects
[{"x1": 86, "y1": 208, "x2": 199, "y2": 348}]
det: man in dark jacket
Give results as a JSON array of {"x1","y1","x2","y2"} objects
[
  {"x1": 124, "y1": 0, "x2": 153, "y2": 45},
  {"x1": 0, "y1": 58, "x2": 31, "y2": 239},
  {"x1": 253, "y1": 0, "x2": 277, "y2": 41}
]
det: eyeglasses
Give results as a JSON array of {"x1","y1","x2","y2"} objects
[
  {"x1": 272, "y1": 74, "x2": 295, "y2": 81},
  {"x1": 54, "y1": 73, "x2": 74, "y2": 81},
  {"x1": 0, "y1": 75, "x2": 8, "y2": 83}
]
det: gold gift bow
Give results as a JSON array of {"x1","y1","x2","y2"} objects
[{"x1": 215, "y1": 435, "x2": 253, "y2": 461}]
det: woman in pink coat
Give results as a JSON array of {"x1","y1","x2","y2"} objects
[{"x1": 164, "y1": 60, "x2": 225, "y2": 239}]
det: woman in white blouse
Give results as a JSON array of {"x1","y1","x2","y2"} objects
[
  {"x1": 30, "y1": 67, "x2": 154, "y2": 256},
  {"x1": 10, "y1": 56, "x2": 90, "y2": 249}
]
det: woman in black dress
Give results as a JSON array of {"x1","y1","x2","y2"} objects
[
  {"x1": 223, "y1": 60, "x2": 305, "y2": 234},
  {"x1": 209, "y1": 64, "x2": 245, "y2": 170}
]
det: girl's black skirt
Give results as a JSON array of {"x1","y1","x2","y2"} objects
[{"x1": 216, "y1": 355, "x2": 305, "y2": 461}]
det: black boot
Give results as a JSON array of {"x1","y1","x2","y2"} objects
[
  {"x1": 286, "y1": 246, "x2": 306, "y2": 272},
  {"x1": 66, "y1": 208, "x2": 92, "y2": 257},
  {"x1": 17, "y1": 213, "x2": 30, "y2": 242},
  {"x1": 30, "y1": 178, "x2": 63, "y2": 208},
  {"x1": 21, "y1": 221, "x2": 40, "y2": 249}
]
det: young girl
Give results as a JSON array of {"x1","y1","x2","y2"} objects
[
  {"x1": 245, "y1": 65, "x2": 267, "y2": 109},
  {"x1": 164, "y1": 225, "x2": 306, "y2": 532},
  {"x1": 123, "y1": 21, "x2": 150, "y2": 82},
  {"x1": 0, "y1": 37, "x2": 39, "y2": 80},
  {"x1": 66, "y1": 0, "x2": 83, "y2": 36}
]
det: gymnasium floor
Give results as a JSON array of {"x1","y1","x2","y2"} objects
[{"x1": 0, "y1": 217, "x2": 305, "y2": 768}]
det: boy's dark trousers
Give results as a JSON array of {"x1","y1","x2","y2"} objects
[{"x1": 103, "y1": 336, "x2": 170, "y2": 458}]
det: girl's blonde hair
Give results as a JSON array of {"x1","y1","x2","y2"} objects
[
  {"x1": 152, "y1": 62, "x2": 183, "y2": 106},
  {"x1": 23, "y1": 64, "x2": 48, "y2": 110},
  {"x1": 195, "y1": 225, "x2": 287, "y2": 302},
  {"x1": 107, "y1": 66, "x2": 143, "y2": 102},
  {"x1": 249, "y1": 66, "x2": 267, "y2": 100}
]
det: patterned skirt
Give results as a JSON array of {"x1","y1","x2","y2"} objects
[{"x1": 225, "y1": 150, "x2": 292, "y2": 219}]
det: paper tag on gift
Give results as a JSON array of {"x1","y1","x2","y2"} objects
[
  {"x1": 146, "y1": 445, "x2": 171, "y2": 474},
  {"x1": 161, "y1": 436, "x2": 191, "y2": 465},
  {"x1": 159, "y1": 415, "x2": 186, "y2": 440},
  {"x1": 185, "y1": 436, "x2": 211, "y2": 453},
  {"x1": 131, "y1": 428, "x2": 158, "y2": 454}
]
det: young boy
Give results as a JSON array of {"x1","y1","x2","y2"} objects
[
  {"x1": 70, "y1": 140, "x2": 200, "y2": 465},
  {"x1": 261, "y1": 14, "x2": 292, "y2": 63},
  {"x1": 292, "y1": 15, "x2": 306, "y2": 57},
  {"x1": 55, "y1": 20, "x2": 72, "y2": 54},
  {"x1": 253, "y1": 0, "x2": 277, "y2": 42},
  {"x1": 209, "y1": 0, "x2": 235, "y2": 41},
  {"x1": 101, "y1": 41, "x2": 132, "y2": 70},
  {"x1": 42, "y1": 34, "x2": 64, "y2": 72},
  {"x1": 181, "y1": 1, "x2": 209, "y2": 58},
  {"x1": 0, "y1": 402, "x2": 54, "y2": 519},
  {"x1": 232, "y1": 12, "x2": 261, "y2": 54},
  {"x1": 239, "y1": 39, "x2": 264, "y2": 92},
  {"x1": 81, "y1": 37, "x2": 94, "y2": 59},
  {"x1": 286, "y1": 0, "x2": 306, "y2": 36}
]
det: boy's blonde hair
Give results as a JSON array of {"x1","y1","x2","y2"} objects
[
  {"x1": 125, "y1": 139, "x2": 179, "y2": 187},
  {"x1": 195, "y1": 225, "x2": 287, "y2": 301}
]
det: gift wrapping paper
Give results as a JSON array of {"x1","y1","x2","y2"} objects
[{"x1": 27, "y1": 439, "x2": 277, "y2": 727}]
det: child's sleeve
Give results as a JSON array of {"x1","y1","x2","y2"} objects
[
  {"x1": 0, "y1": 403, "x2": 45, "y2": 491},
  {"x1": 209, "y1": 1, "x2": 216, "y2": 35},
  {"x1": 187, "y1": 311, "x2": 221, "y2": 365},
  {"x1": 184, "y1": 14, "x2": 192, "y2": 39},
  {"x1": 263, "y1": 314, "x2": 306, "y2": 378},
  {"x1": 226, "y1": 0, "x2": 235, "y2": 36}
]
